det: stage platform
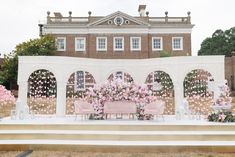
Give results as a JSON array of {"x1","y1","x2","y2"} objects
[{"x1": 0, "y1": 115, "x2": 235, "y2": 152}]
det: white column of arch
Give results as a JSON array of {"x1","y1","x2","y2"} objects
[
  {"x1": 174, "y1": 82, "x2": 184, "y2": 114},
  {"x1": 171, "y1": 66, "x2": 185, "y2": 115},
  {"x1": 17, "y1": 81, "x2": 28, "y2": 113},
  {"x1": 56, "y1": 81, "x2": 67, "y2": 116}
]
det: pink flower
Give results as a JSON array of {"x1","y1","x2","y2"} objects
[
  {"x1": 218, "y1": 113, "x2": 226, "y2": 122},
  {"x1": 0, "y1": 85, "x2": 16, "y2": 104}
]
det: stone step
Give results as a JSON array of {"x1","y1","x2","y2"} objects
[
  {"x1": 0, "y1": 130, "x2": 235, "y2": 141},
  {"x1": 1, "y1": 123, "x2": 235, "y2": 131},
  {"x1": 1, "y1": 120, "x2": 235, "y2": 152}
]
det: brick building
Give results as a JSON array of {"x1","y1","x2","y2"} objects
[
  {"x1": 225, "y1": 56, "x2": 235, "y2": 92},
  {"x1": 40, "y1": 5, "x2": 194, "y2": 59}
]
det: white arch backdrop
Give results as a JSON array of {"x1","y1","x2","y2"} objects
[{"x1": 17, "y1": 56, "x2": 224, "y2": 116}]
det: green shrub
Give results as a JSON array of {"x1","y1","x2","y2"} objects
[
  {"x1": 159, "y1": 50, "x2": 171, "y2": 57},
  {"x1": 208, "y1": 111, "x2": 235, "y2": 122}
]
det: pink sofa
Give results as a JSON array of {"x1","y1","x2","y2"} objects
[
  {"x1": 144, "y1": 100, "x2": 165, "y2": 120},
  {"x1": 104, "y1": 101, "x2": 136, "y2": 119},
  {"x1": 74, "y1": 100, "x2": 95, "y2": 120}
]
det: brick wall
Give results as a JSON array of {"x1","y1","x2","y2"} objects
[
  {"x1": 225, "y1": 57, "x2": 235, "y2": 91},
  {"x1": 53, "y1": 33, "x2": 192, "y2": 59},
  {"x1": 149, "y1": 34, "x2": 191, "y2": 57}
]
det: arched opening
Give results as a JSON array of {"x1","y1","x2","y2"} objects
[
  {"x1": 27, "y1": 69, "x2": 57, "y2": 114},
  {"x1": 66, "y1": 71, "x2": 96, "y2": 114},
  {"x1": 107, "y1": 71, "x2": 134, "y2": 83},
  {"x1": 145, "y1": 71, "x2": 175, "y2": 114},
  {"x1": 183, "y1": 69, "x2": 214, "y2": 114}
]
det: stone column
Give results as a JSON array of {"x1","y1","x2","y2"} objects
[{"x1": 56, "y1": 82, "x2": 67, "y2": 116}]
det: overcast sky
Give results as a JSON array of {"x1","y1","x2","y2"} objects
[{"x1": 0, "y1": 0, "x2": 234, "y2": 57}]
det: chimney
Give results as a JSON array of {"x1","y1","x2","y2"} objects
[
  {"x1": 38, "y1": 24, "x2": 43, "y2": 37},
  {"x1": 138, "y1": 5, "x2": 146, "y2": 17}
]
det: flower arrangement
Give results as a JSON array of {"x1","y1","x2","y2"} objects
[
  {"x1": 211, "y1": 80, "x2": 232, "y2": 111},
  {"x1": 208, "y1": 111, "x2": 235, "y2": 122},
  {"x1": 0, "y1": 85, "x2": 15, "y2": 105},
  {"x1": 207, "y1": 80, "x2": 235, "y2": 122},
  {"x1": 0, "y1": 85, "x2": 16, "y2": 117},
  {"x1": 85, "y1": 79, "x2": 156, "y2": 120}
]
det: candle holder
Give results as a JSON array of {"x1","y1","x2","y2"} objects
[
  {"x1": 19, "y1": 110, "x2": 24, "y2": 120},
  {"x1": 30, "y1": 110, "x2": 35, "y2": 119},
  {"x1": 10, "y1": 109, "x2": 17, "y2": 120}
]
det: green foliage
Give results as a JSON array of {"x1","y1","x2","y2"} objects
[
  {"x1": 208, "y1": 111, "x2": 235, "y2": 122},
  {"x1": 0, "y1": 35, "x2": 56, "y2": 88},
  {"x1": 198, "y1": 27, "x2": 235, "y2": 57},
  {"x1": 0, "y1": 75, "x2": 4, "y2": 84},
  {"x1": 15, "y1": 35, "x2": 56, "y2": 56},
  {"x1": 159, "y1": 50, "x2": 171, "y2": 57},
  {"x1": 0, "y1": 54, "x2": 18, "y2": 86}
]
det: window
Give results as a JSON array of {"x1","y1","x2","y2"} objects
[
  {"x1": 75, "y1": 71, "x2": 85, "y2": 91},
  {"x1": 130, "y1": 37, "x2": 141, "y2": 51},
  {"x1": 96, "y1": 37, "x2": 107, "y2": 51},
  {"x1": 172, "y1": 37, "x2": 183, "y2": 50},
  {"x1": 115, "y1": 71, "x2": 123, "y2": 80},
  {"x1": 75, "y1": 37, "x2": 86, "y2": 51},
  {"x1": 125, "y1": 20, "x2": 130, "y2": 24},
  {"x1": 114, "y1": 37, "x2": 124, "y2": 51},
  {"x1": 114, "y1": 16, "x2": 124, "y2": 26},
  {"x1": 108, "y1": 71, "x2": 133, "y2": 83},
  {"x1": 69, "y1": 71, "x2": 95, "y2": 92},
  {"x1": 107, "y1": 20, "x2": 112, "y2": 24},
  {"x1": 56, "y1": 37, "x2": 66, "y2": 51},
  {"x1": 152, "y1": 37, "x2": 163, "y2": 51},
  {"x1": 152, "y1": 72, "x2": 163, "y2": 91}
]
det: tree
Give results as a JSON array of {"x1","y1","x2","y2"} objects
[
  {"x1": 0, "y1": 35, "x2": 56, "y2": 89},
  {"x1": 198, "y1": 27, "x2": 235, "y2": 57}
]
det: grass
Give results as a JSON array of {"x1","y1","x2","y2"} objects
[
  {"x1": 0, "y1": 151, "x2": 20, "y2": 157},
  {"x1": 0, "y1": 151, "x2": 230, "y2": 157}
]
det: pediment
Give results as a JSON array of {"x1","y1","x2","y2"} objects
[{"x1": 88, "y1": 11, "x2": 150, "y2": 27}]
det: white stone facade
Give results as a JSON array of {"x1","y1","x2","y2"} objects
[{"x1": 17, "y1": 56, "x2": 224, "y2": 116}]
